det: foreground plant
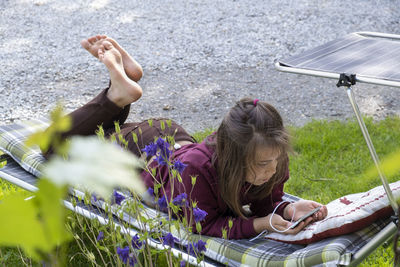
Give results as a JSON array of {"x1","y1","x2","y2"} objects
[
  {"x1": 21, "y1": 107, "x2": 208, "y2": 266},
  {"x1": 0, "y1": 178, "x2": 71, "y2": 266}
]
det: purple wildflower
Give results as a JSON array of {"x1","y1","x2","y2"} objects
[
  {"x1": 155, "y1": 154, "x2": 168, "y2": 166},
  {"x1": 141, "y1": 142, "x2": 157, "y2": 157},
  {"x1": 188, "y1": 244, "x2": 195, "y2": 256},
  {"x1": 117, "y1": 246, "x2": 136, "y2": 266},
  {"x1": 117, "y1": 246, "x2": 130, "y2": 264},
  {"x1": 157, "y1": 195, "x2": 168, "y2": 210},
  {"x1": 188, "y1": 240, "x2": 207, "y2": 256},
  {"x1": 156, "y1": 137, "x2": 171, "y2": 161},
  {"x1": 128, "y1": 257, "x2": 136, "y2": 266},
  {"x1": 113, "y1": 190, "x2": 125, "y2": 205},
  {"x1": 162, "y1": 232, "x2": 178, "y2": 248},
  {"x1": 160, "y1": 147, "x2": 172, "y2": 160},
  {"x1": 156, "y1": 137, "x2": 169, "y2": 151},
  {"x1": 173, "y1": 160, "x2": 187, "y2": 174},
  {"x1": 172, "y1": 193, "x2": 188, "y2": 207},
  {"x1": 193, "y1": 207, "x2": 208, "y2": 222},
  {"x1": 131, "y1": 234, "x2": 143, "y2": 249},
  {"x1": 147, "y1": 187, "x2": 154, "y2": 199},
  {"x1": 180, "y1": 260, "x2": 186, "y2": 267},
  {"x1": 195, "y1": 239, "x2": 207, "y2": 253},
  {"x1": 96, "y1": 231, "x2": 104, "y2": 241},
  {"x1": 92, "y1": 194, "x2": 103, "y2": 202}
]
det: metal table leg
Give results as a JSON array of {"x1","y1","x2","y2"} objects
[{"x1": 346, "y1": 86, "x2": 398, "y2": 215}]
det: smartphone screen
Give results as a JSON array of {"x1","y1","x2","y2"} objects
[{"x1": 289, "y1": 206, "x2": 321, "y2": 229}]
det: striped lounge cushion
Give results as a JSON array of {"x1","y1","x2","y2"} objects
[{"x1": 0, "y1": 118, "x2": 394, "y2": 266}]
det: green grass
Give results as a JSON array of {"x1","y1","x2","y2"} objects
[
  {"x1": 1, "y1": 116, "x2": 400, "y2": 266},
  {"x1": 287, "y1": 116, "x2": 400, "y2": 266},
  {"x1": 286, "y1": 117, "x2": 400, "y2": 202},
  {"x1": 194, "y1": 117, "x2": 400, "y2": 266}
]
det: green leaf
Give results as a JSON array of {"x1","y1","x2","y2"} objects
[
  {"x1": 114, "y1": 121, "x2": 121, "y2": 134},
  {"x1": 221, "y1": 228, "x2": 227, "y2": 239},
  {"x1": 228, "y1": 219, "x2": 233, "y2": 229},
  {"x1": 96, "y1": 125, "x2": 105, "y2": 141},
  {"x1": 0, "y1": 179, "x2": 71, "y2": 261},
  {"x1": 191, "y1": 175, "x2": 197, "y2": 186},
  {"x1": 0, "y1": 193, "x2": 48, "y2": 260},
  {"x1": 54, "y1": 114, "x2": 72, "y2": 132},
  {"x1": 195, "y1": 222, "x2": 202, "y2": 233},
  {"x1": 25, "y1": 131, "x2": 51, "y2": 152},
  {"x1": 25, "y1": 104, "x2": 71, "y2": 154},
  {"x1": 365, "y1": 149, "x2": 400, "y2": 180},
  {"x1": 132, "y1": 132, "x2": 138, "y2": 143},
  {"x1": 34, "y1": 179, "x2": 71, "y2": 248}
]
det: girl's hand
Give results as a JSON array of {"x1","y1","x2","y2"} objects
[
  {"x1": 284, "y1": 200, "x2": 328, "y2": 222},
  {"x1": 253, "y1": 213, "x2": 311, "y2": 235},
  {"x1": 266, "y1": 213, "x2": 311, "y2": 234}
]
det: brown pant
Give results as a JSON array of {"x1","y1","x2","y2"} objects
[{"x1": 45, "y1": 88, "x2": 195, "y2": 158}]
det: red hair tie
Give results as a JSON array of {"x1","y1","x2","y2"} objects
[{"x1": 253, "y1": 99, "x2": 259, "y2": 106}]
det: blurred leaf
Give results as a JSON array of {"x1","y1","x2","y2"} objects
[
  {"x1": 25, "y1": 104, "x2": 71, "y2": 154},
  {"x1": 365, "y1": 149, "x2": 400, "y2": 180},
  {"x1": 34, "y1": 179, "x2": 71, "y2": 248},
  {"x1": 0, "y1": 179, "x2": 70, "y2": 261},
  {"x1": 0, "y1": 192, "x2": 48, "y2": 260},
  {"x1": 25, "y1": 131, "x2": 51, "y2": 152}
]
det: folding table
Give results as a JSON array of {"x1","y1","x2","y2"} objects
[{"x1": 275, "y1": 31, "x2": 400, "y2": 266}]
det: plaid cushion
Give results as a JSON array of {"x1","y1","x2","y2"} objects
[
  {"x1": 0, "y1": 119, "x2": 392, "y2": 266},
  {"x1": 0, "y1": 118, "x2": 48, "y2": 177}
]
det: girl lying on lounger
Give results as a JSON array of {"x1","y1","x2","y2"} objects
[{"x1": 42, "y1": 35, "x2": 327, "y2": 239}]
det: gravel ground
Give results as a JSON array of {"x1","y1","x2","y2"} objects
[{"x1": 1, "y1": 0, "x2": 400, "y2": 134}]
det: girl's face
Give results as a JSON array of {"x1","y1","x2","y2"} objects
[{"x1": 245, "y1": 146, "x2": 280, "y2": 186}]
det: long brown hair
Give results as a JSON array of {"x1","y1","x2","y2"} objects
[{"x1": 210, "y1": 98, "x2": 291, "y2": 218}]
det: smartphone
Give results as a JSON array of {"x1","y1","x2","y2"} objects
[{"x1": 289, "y1": 206, "x2": 321, "y2": 229}]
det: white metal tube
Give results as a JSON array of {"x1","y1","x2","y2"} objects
[
  {"x1": 355, "y1": 31, "x2": 400, "y2": 41},
  {"x1": 0, "y1": 171, "x2": 38, "y2": 192},
  {"x1": 274, "y1": 62, "x2": 400, "y2": 88},
  {"x1": 347, "y1": 222, "x2": 397, "y2": 267},
  {"x1": 346, "y1": 87, "x2": 398, "y2": 214}
]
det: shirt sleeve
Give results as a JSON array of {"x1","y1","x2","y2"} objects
[{"x1": 177, "y1": 163, "x2": 258, "y2": 239}]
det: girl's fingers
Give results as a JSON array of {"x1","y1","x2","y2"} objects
[
  {"x1": 319, "y1": 206, "x2": 328, "y2": 218},
  {"x1": 285, "y1": 217, "x2": 313, "y2": 234},
  {"x1": 313, "y1": 206, "x2": 328, "y2": 221},
  {"x1": 286, "y1": 221, "x2": 307, "y2": 234}
]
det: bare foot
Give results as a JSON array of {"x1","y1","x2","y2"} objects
[
  {"x1": 80, "y1": 35, "x2": 107, "y2": 58},
  {"x1": 105, "y1": 37, "x2": 143, "y2": 82},
  {"x1": 98, "y1": 41, "x2": 143, "y2": 107},
  {"x1": 81, "y1": 35, "x2": 143, "y2": 82}
]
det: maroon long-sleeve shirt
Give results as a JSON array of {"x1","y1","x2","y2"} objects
[{"x1": 141, "y1": 136, "x2": 289, "y2": 239}]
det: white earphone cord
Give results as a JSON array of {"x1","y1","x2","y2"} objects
[
  {"x1": 269, "y1": 200, "x2": 296, "y2": 233},
  {"x1": 249, "y1": 201, "x2": 296, "y2": 242}
]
